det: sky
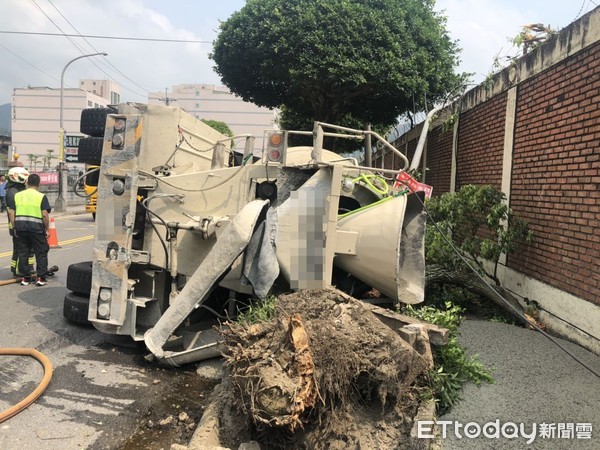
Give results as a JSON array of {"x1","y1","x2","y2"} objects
[{"x1": 0, "y1": 0, "x2": 597, "y2": 106}]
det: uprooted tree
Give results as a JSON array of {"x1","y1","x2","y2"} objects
[
  {"x1": 211, "y1": 0, "x2": 465, "y2": 141},
  {"x1": 221, "y1": 289, "x2": 432, "y2": 448},
  {"x1": 425, "y1": 185, "x2": 534, "y2": 324}
]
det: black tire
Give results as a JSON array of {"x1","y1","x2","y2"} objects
[
  {"x1": 78, "y1": 137, "x2": 104, "y2": 165},
  {"x1": 63, "y1": 291, "x2": 91, "y2": 325},
  {"x1": 92, "y1": 212, "x2": 96, "y2": 220},
  {"x1": 66, "y1": 261, "x2": 93, "y2": 296},
  {"x1": 80, "y1": 107, "x2": 115, "y2": 137}
]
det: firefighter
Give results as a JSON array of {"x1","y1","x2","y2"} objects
[
  {"x1": 10, "y1": 173, "x2": 52, "y2": 286},
  {"x1": 5, "y1": 167, "x2": 34, "y2": 277}
]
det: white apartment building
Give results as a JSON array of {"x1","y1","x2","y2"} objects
[
  {"x1": 12, "y1": 81, "x2": 272, "y2": 164},
  {"x1": 11, "y1": 80, "x2": 120, "y2": 162},
  {"x1": 148, "y1": 84, "x2": 275, "y2": 154},
  {"x1": 79, "y1": 79, "x2": 121, "y2": 105}
]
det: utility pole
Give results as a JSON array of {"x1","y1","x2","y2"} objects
[
  {"x1": 55, "y1": 52, "x2": 107, "y2": 212},
  {"x1": 158, "y1": 88, "x2": 177, "y2": 106}
]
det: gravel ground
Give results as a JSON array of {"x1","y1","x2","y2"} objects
[{"x1": 438, "y1": 320, "x2": 600, "y2": 449}]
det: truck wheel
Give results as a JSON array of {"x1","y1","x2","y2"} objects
[
  {"x1": 63, "y1": 291, "x2": 90, "y2": 325},
  {"x1": 78, "y1": 137, "x2": 104, "y2": 165},
  {"x1": 80, "y1": 107, "x2": 115, "y2": 137},
  {"x1": 66, "y1": 261, "x2": 93, "y2": 296}
]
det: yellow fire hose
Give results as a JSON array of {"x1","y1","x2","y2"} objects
[
  {"x1": 0, "y1": 348, "x2": 53, "y2": 423},
  {"x1": 0, "y1": 278, "x2": 18, "y2": 287}
]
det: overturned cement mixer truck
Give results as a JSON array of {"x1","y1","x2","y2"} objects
[{"x1": 64, "y1": 103, "x2": 430, "y2": 366}]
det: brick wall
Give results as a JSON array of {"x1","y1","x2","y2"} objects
[
  {"x1": 376, "y1": 136, "x2": 419, "y2": 170},
  {"x1": 424, "y1": 125, "x2": 453, "y2": 195},
  {"x1": 456, "y1": 93, "x2": 507, "y2": 190},
  {"x1": 508, "y1": 44, "x2": 600, "y2": 304},
  {"x1": 383, "y1": 9, "x2": 600, "y2": 347},
  {"x1": 383, "y1": 149, "x2": 394, "y2": 171},
  {"x1": 406, "y1": 138, "x2": 419, "y2": 168}
]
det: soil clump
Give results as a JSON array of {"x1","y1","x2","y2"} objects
[{"x1": 218, "y1": 288, "x2": 431, "y2": 449}]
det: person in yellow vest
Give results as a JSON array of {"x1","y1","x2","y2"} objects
[
  {"x1": 5, "y1": 167, "x2": 34, "y2": 277},
  {"x1": 9, "y1": 174, "x2": 52, "y2": 286}
]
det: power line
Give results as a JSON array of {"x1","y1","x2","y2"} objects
[
  {"x1": 0, "y1": 42, "x2": 60, "y2": 83},
  {"x1": 0, "y1": 30, "x2": 212, "y2": 44},
  {"x1": 6, "y1": 2, "x2": 210, "y2": 96},
  {"x1": 30, "y1": 0, "x2": 88, "y2": 54},
  {"x1": 43, "y1": 0, "x2": 155, "y2": 94},
  {"x1": 2, "y1": 4, "x2": 212, "y2": 100},
  {"x1": 31, "y1": 0, "x2": 144, "y2": 97},
  {"x1": 400, "y1": 183, "x2": 600, "y2": 380}
]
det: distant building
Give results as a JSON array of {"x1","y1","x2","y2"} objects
[
  {"x1": 79, "y1": 79, "x2": 121, "y2": 104},
  {"x1": 0, "y1": 133, "x2": 11, "y2": 170},
  {"x1": 11, "y1": 81, "x2": 273, "y2": 163},
  {"x1": 148, "y1": 84, "x2": 275, "y2": 154},
  {"x1": 11, "y1": 80, "x2": 120, "y2": 162}
]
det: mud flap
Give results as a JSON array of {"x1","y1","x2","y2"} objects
[{"x1": 144, "y1": 199, "x2": 270, "y2": 359}]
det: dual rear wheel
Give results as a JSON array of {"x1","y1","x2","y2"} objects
[{"x1": 63, "y1": 261, "x2": 92, "y2": 325}]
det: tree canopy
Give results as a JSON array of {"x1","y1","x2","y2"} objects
[
  {"x1": 202, "y1": 119, "x2": 234, "y2": 138},
  {"x1": 211, "y1": 0, "x2": 463, "y2": 130}
]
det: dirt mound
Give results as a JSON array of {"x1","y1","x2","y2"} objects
[{"x1": 220, "y1": 288, "x2": 430, "y2": 449}]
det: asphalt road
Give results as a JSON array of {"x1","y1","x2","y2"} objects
[
  {"x1": 0, "y1": 212, "x2": 208, "y2": 450},
  {"x1": 439, "y1": 320, "x2": 600, "y2": 449},
  {"x1": 3, "y1": 212, "x2": 599, "y2": 449}
]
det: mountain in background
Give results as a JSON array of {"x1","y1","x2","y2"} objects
[{"x1": 0, "y1": 103, "x2": 10, "y2": 135}]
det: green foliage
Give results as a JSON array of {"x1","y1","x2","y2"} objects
[
  {"x1": 426, "y1": 284, "x2": 518, "y2": 323},
  {"x1": 425, "y1": 185, "x2": 532, "y2": 285},
  {"x1": 407, "y1": 168, "x2": 426, "y2": 182},
  {"x1": 482, "y1": 72, "x2": 495, "y2": 91},
  {"x1": 483, "y1": 25, "x2": 558, "y2": 88},
  {"x1": 440, "y1": 111, "x2": 458, "y2": 134},
  {"x1": 237, "y1": 296, "x2": 277, "y2": 325},
  {"x1": 403, "y1": 302, "x2": 494, "y2": 413},
  {"x1": 201, "y1": 119, "x2": 234, "y2": 138},
  {"x1": 211, "y1": 0, "x2": 466, "y2": 138},
  {"x1": 510, "y1": 24, "x2": 557, "y2": 55},
  {"x1": 425, "y1": 284, "x2": 477, "y2": 311}
]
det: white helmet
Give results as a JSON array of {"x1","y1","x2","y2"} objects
[{"x1": 8, "y1": 167, "x2": 29, "y2": 184}]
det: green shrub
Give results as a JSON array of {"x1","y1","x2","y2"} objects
[
  {"x1": 425, "y1": 184, "x2": 532, "y2": 285},
  {"x1": 402, "y1": 302, "x2": 494, "y2": 414}
]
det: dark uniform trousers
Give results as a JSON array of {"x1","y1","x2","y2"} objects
[
  {"x1": 7, "y1": 183, "x2": 35, "y2": 275},
  {"x1": 16, "y1": 232, "x2": 49, "y2": 278},
  {"x1": 14, "y1": 188, "x2": 50, "y2": 279}
]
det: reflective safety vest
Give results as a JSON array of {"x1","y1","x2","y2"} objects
[{"x1": 14, "y1": 188, "x2": 45, "y2": 233}]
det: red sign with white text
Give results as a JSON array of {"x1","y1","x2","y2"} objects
[
  {"x1": 33, "y1": 172, "x2": 59, "y2": 185},
  {"x1": 394, "y1": 171, "x2": 433, "y2": 199}
]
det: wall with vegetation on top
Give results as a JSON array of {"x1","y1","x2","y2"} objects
[{"x1": 374, "y1": 7, "x2": 600, "y2": 353}]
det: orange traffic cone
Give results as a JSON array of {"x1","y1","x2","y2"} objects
[{"x1": 47, "y1": 217, "x2": 60, "y2": 248}]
